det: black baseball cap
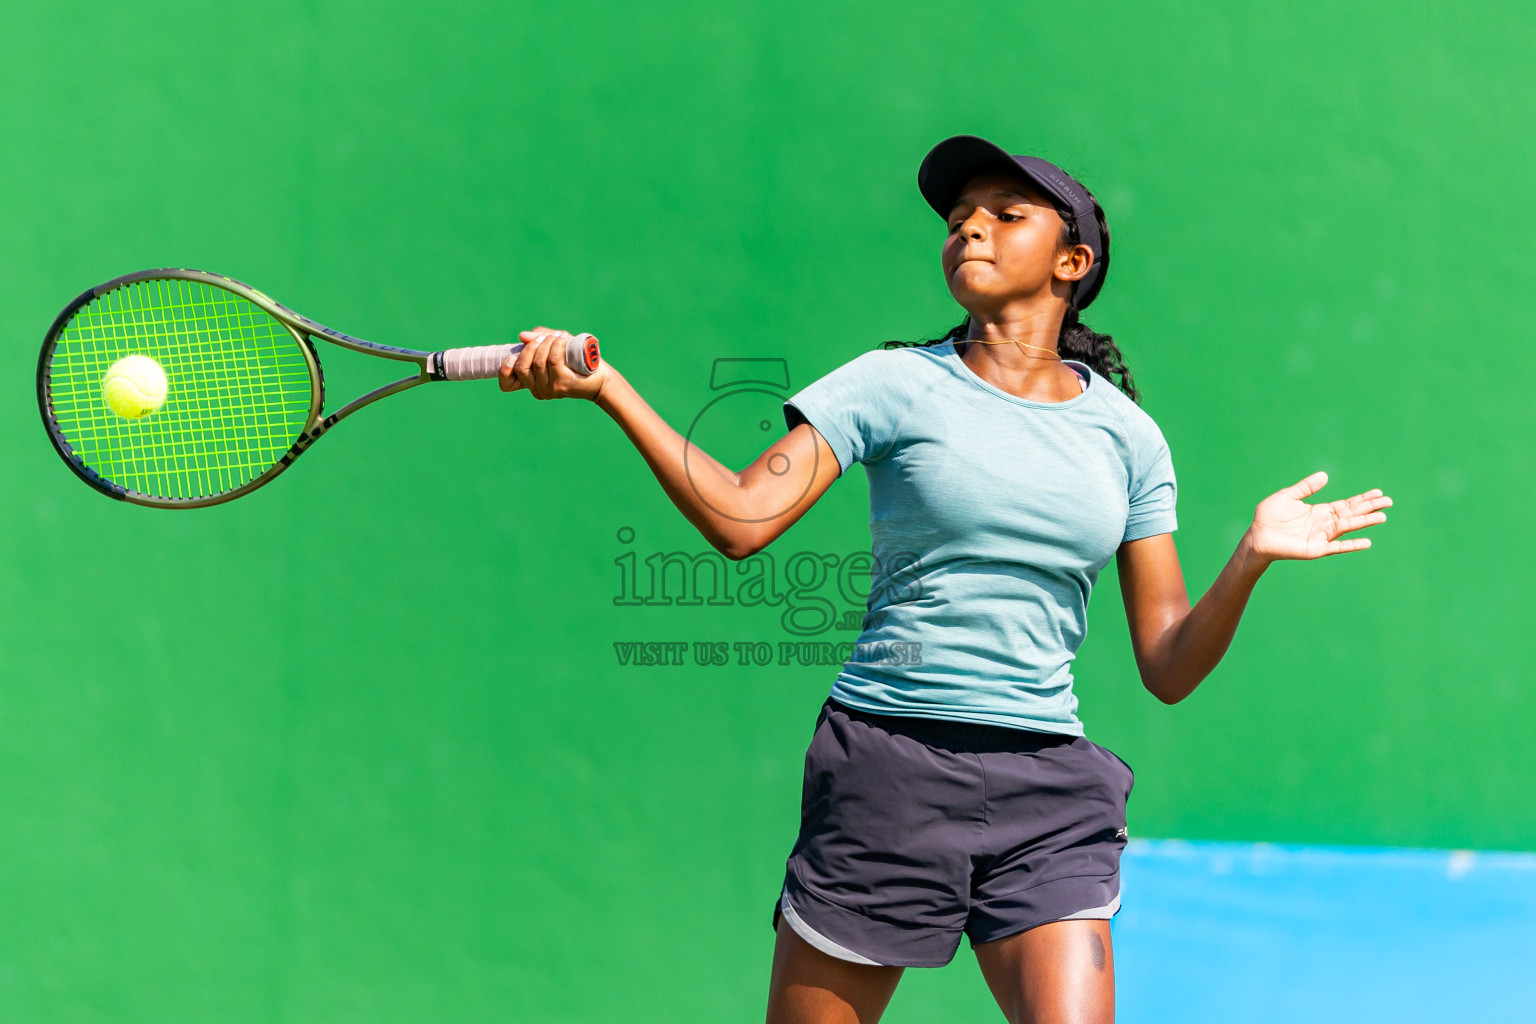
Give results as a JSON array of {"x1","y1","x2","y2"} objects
[{"x1": 918, "y1": 135, "x2": 1108, "y2": 310}]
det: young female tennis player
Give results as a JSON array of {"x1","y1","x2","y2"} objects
[{"x1": 496, "y1": 134, "x2": 1392, "y2": 1023}]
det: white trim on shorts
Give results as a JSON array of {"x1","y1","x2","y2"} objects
[
  {"x1": 1056, "y1": 892, "x2": 1122, "y2": 920},
  {"x1": 779, "y1": 889, "x2": 1122, "y2": 966},
  {"x1": 779, "y1": 890, "x2": 886, "y2": 966}
]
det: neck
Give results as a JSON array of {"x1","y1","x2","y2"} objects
[
  {"x1": 962, "y1": 303, "x2": 1066, "y2": 364},
  {"x1": 953, "y1": 301, "x2": 1083, "y2": 403},
  {"x1": 966, "y1": 293, "x2": 1065, "y2": 342}
]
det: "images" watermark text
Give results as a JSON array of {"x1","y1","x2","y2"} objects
[{"x1": 614, "y1": 526, "x2": 925, "y2": 637}]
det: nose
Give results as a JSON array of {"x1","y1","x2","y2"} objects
[{"x1": 960, "y1": 210, "x2": 988, "y2": 241}]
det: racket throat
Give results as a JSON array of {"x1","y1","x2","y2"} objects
[{"x1": 292, "y1": 371, "x2": 428, "y2": 457}]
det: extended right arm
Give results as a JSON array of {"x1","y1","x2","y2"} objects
[{"x1": 591, "y1": 365, "x2": 843, "y2": 560}]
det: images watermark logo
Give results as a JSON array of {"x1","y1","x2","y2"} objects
[
  {"x1": 682, "y1": 358, "x2": 817, "y2": 524},
  {"x1": 613, "y1": 524, "x2": 922, "y2": 636},
  {"x1": 607, "y1": 356, "x2": 925, "y2": 667}
]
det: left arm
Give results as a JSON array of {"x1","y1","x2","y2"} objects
[{"x1": 1118, "y1": 470, "x2": 1392, "y2": 704}]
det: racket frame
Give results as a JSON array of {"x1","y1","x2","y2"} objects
[{"x1": 38, "y1": 267, "x2": 438, "y2": 509}]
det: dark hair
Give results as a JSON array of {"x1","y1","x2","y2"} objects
[{"x1": 881, "y1": 181, "x2": 1140, "y2": 404}]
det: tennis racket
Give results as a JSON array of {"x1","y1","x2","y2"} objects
[{"x1": 37, "y1": 268, "x2": 600, "y2": 508}]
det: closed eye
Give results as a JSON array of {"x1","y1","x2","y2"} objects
[{"x1": 949, "y1": 209, "x2": 1025, "y2": 232}]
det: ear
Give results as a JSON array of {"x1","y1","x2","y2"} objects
[{"x1": 1055, "y1": 243, "x2": 1095, "y2": 283}]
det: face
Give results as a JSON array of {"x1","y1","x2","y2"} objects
[{"x1": 941, "y1": 171, "x2": 1092, "y2": 313}]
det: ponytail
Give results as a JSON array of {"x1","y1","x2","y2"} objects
[
  {"x1": 1053, "y1": 191, "x2": 1139, "y2": 403},
  {"x1": 1056, "y1": 304, "x2": 1139, "y2": 404}
]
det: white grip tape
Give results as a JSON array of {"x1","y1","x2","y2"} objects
[{"x1": 439, "y1": 334, "x2": 596, "y2": 381}]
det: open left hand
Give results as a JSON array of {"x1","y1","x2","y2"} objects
[
  {"x1": 1246, "y1": 470, "x2": 1392, "y2": 564},
  {"x1": 498, "y1": 326, "x2": 609, "y2": 402}
]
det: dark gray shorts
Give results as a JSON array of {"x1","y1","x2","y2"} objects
[{"x1": 772, "y1": 697, "x2": 1134, "y2": 968}]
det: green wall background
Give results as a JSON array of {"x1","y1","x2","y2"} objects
[{"x1": 2, "y1": 1, "x2": 1531, "y2": 1020}]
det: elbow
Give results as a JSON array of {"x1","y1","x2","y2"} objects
[
  {"x1": 719, "y1": 530, "x2": 764, "y2": 562},
  {"x1": 1140, "y1": 669, "x2": 1188, "y2": 706},
  {"x1": 1143, "y1": 675, "x2": 1195, "y2": 706}
]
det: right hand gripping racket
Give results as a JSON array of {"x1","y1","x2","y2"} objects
[{"x1": 36, "y1": 268, "x2": 601, "y2": 508}]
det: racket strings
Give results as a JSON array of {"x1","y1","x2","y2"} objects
[{"x1": 45, "y1": 278, "x2": 314, "y2": 501}]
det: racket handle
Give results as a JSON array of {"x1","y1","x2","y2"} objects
[{"x1": 432, "y1": 333, "x2": 601, "y2": 381}]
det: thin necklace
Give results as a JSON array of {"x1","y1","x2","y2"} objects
[{"x1": 961, "y1": 337, "x2": 1063, "y2": 361}]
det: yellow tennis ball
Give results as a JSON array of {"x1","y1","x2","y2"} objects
[{"x1": 102, "y1": 354, "x2": 168, "y2": 419}]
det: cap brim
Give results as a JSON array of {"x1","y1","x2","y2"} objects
[{"x1": 918, "y1": 135, "x2": 1038, "y2": 219}]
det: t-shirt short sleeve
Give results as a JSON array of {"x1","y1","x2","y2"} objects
[
  {"x1": 782, "y1": 350, "x2": 914, "y2": 474},
  {"x1": 1122, "y1": 418, "x2": 1179, "y2": 542}
]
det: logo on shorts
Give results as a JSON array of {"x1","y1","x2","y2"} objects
[{"x1": 1114, "y1": 827, "x2": 1129, "y2": 840}]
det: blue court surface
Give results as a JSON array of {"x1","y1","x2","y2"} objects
[{"x1": 1113, "y1": 839, "x2": 1536, "y2": 1022}]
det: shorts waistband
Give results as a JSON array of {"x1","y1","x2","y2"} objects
[{"x1": 824, "y1": 697, "x2": 1077, "y2": 754}]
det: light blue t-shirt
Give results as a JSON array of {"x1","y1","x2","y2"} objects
[{"x1": 782, "y1": 338, "x2": 1178, "y2": 736}]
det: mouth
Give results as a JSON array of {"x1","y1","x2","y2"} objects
[{"x1": 948, "y1": 255, "x2": 993, "y2": 276}]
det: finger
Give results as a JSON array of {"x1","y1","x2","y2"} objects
[
  {"x1": 533, "y1": 330, "x2": 568, "y2": 369},
  {"x1": 530, "y1": 350, "x2": 554, "y2": 398},
  {"x1": 1322, "y1": 537, "x2": 1371, "y2": 555},
  {"x1": 1360, "y1": 491, "x2": 1392, "y2": 510},
  {"x1": 513, "y1": 332, "x2": 551, "y2": 378},
  {"x1": 1333, "y1": 511, "x2": 1388, "y2": 535},
  {"x1": 538, "y1": 332, "x2": 573, "y2": 397},
  {"x1": 541, "y1": 346, "x2": 566, "y2": 388},
  {"x1": 498, "y1": 354, "x2": 523, "y2": 392},
  {"x1": 537, "y1": 331, "x2": 576, "y2": 395},
  {"x1": 528, "y1": 333, "x2": 557, "y2": 394},
  {"x1": 1283, "y1": 470, "x2": 1328, "y2": 500},
  {"x1": 1335, "y1": 490, "x2": 1392, "y2": 515},
  {"x1": 1328, "y1": 497, "x2": 1375, "y2": 519}
]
